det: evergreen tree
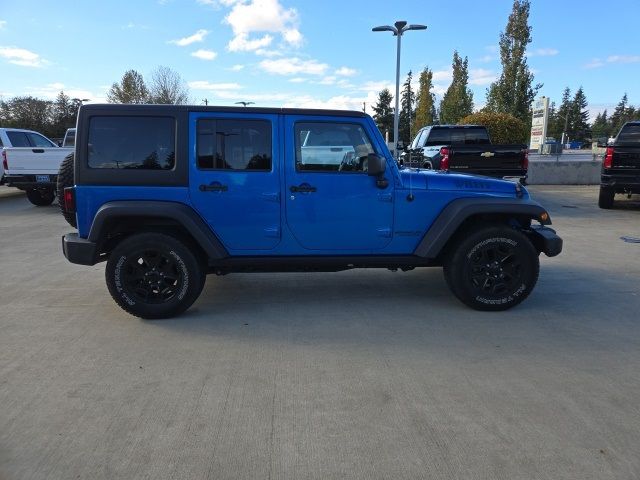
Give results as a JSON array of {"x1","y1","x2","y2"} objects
[
  {"x1": 609, "y1": 93, "x2": 629, "y2": 132},
  {"x1": 485, "y1": 0, "x2": 541, "y2": 122},
  {"x1": 414, "y1": 67, "x2": 435, "y2": 131},
  {"x1": 107, "y1": 70, "x2": 148, "y2": 104},
  {"x1": 372, "y1": 88, "x2": 394, "y2": 137},
  {"x1": 439, "y1": 51, "x2": 473, "y2": 124},
  {"x1": 550, "y1": 87, "x2": 572, "y2": 142},
  {"x1": 591, "y1": 110, "x2": 610, "y2": 140},
  {"x1": 569, "y1": 87, "x2": 590, "y2": 143},
  {"x1": 399, "y1": 71, "x2": 415, "y2": 144},
  {"x1": 52, "y1": 91, "x2": 78, "y2": 136}
]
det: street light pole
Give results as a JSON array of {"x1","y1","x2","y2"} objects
[{"x1": 373, "y1": 20, "x2": 427, "y2": 159}]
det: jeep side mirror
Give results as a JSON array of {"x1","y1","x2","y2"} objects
[{"x1": 367, "y1": 153, "x2": 386, "y2": 176}]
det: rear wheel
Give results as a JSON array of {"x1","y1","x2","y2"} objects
[
  {"x1": 105, "y1": 233, "x2": 206, "y2": 319},
  {"x1": 26, "y1": 187, "x2": 55, "y2": 206},
  {"x1": 57, "y1": 153, "x2": 77, "y2": 227},
  {"x1": 444, "y1": 226, "x2": 539, "y2": 311},
  {"x1": 598, "y1": 186, "x2": 615, "y2": 209}
]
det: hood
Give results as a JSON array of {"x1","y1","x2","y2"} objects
[{"x1": 399, "y1": 169, "x2": 527, "y2": 197}]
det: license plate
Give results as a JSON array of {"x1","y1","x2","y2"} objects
[{"x1": 36, "y1": 175, "x2": 50, "y2": 182}]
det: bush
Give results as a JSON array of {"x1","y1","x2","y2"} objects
[{"x1": 458, "y1": 112, "x2": 528, "y2": 144}]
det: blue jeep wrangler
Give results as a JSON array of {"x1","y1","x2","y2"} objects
[{"x1": 60, "y1": 104, "x2": 562, "y2": 319}]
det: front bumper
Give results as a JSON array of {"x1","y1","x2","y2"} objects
[
  {"x1": 527, "y1": 226, "x2": 563, "y2": 257},
  {"x1": 62, "y1": 233, "x2": 98, "y2": 265}
]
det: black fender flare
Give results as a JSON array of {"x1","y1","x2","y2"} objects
[
  {"x1": 88, "y1": 201, "x2": 228, "y2": 259},
  {"x1": 414, "y1": 197, "x2": 551, "y2": 259}
]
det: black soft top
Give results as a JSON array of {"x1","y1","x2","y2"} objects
[{"x1": 80, "y1": 103, "x2": 367, "y2": 118}]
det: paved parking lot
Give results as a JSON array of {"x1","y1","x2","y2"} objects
[{"x1": 1, "y1": 185, "x2": 639, "y2": 479}]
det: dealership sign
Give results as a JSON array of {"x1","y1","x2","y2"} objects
[{"x1": 530, "y1": 96, "x2": 549, "y2": 151}]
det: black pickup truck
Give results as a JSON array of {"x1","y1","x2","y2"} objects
[
  {"x1": 599, "y1": 121, "x2": 640, "y2": 208},
  {"x1": 400, "y1": 125, "x2": 528, "y2": 183}
]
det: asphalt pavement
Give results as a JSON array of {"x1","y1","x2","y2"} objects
[{"x1": 0, "y1": 186, "x2": 639, "y2": 480}]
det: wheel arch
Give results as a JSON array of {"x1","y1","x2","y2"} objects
[
  {"x1": 88, "y1": 201, "x2": 228, "y2": 262},
  {"x1": 414, "y1": 197, "x2": 551, "y2": 260}
]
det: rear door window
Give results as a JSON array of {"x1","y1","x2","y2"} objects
[
  {"x1": 88, "y1": 116, "x2": 176, "y2": 170},
  {"x1": 197, "y1": 119, "x2": 272, "y2": 171}
]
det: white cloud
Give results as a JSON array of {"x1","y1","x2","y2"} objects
[
  {"x1": 228, "y1": 64, "x2": 245, "y2": 71},
  {"x1": 289, "y1": 77, "x2": 306, "y2": 83},
  {"x1": 318, "y1": 76, "x2": 336, "y2": 85},
  {"x1": 225, "y1": 0, "x2": 302, "y2": 51},
  {"x1": 255, "y1": 48, "x2": 282, "y2": 57},
  {"x1": 358, "y1": 80, "x2": 393, "y2": 92},
  {"x1": 27, "y1": 83, "x2": 104, "y2": 102},
  {"x1": 0, "y1": 20, "x2": 7, "y2": 29},
  {"x1": 169, "y1": 29, "x2": 209, "y2": 46},
  {"x1": 607, "y1": 55, "x2": 640, "y2": 64},
  {"x1": 228, "y1": 33, "x2": 273, "y2": 52},
  {"x1": 432, "y1": 69, "x2": 452, "y2": 82},
  {"x1": 188, "y1": 81, "x2": 242, "y2": 90},
  {"x1": 191, "y1": 49, "x2": 218, "y2": 60},
  {"x1": 527, "y1": 48, "x2": 559, "y2": 57},
  {"x1": 477, "y1": 55, "x2": 494, "y2": 63},
  {"x1": 283, "y1": 29, "x2": 302, "y2": 47},
  {"x1": 584, "y1": 55, "x2": 640, "y2": 69},
  {"x1": 335, "y1": 67, "x2": 357, "y2": 77},
  {"x1": 584, "y1": 58, "x2": 605, "y2": 69},
  {"x1": 0, "y1": 46, "x2": 47, "y2": 67},
  {"x1": 259, "y1": 57, "x2": 328, "y2": 75},
  {"x1": 469, "y1": 68, "x2": 497, "y2": 86}
]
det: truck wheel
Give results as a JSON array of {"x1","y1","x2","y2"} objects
[
  {"x1": 443, "y1": 226, "x2": 539, "y2": 311},
  {"x1": 598, "y1": 186, "x2": 615, "y2": 209},
  {"x1": 105, "y1": 233, "x2": 206, "y2": 319},
  {"x1": 57, "y1": 153, "x2": 77, "y2": 227},
  {"x1": 26, "y1": 187, "x2": 55, "y2": 206}
]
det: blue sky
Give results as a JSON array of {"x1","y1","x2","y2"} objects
[{"x1": 1, "y1": 0, "x2": 639, "y2": 121}]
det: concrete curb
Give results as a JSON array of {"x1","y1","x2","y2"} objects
[{"x1": 528, "y1": 160, "x2": 602, "y2": 185}]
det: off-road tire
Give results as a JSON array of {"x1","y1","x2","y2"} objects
[
  {"x1": 105, "y1": 233, "x2": 206, "y2": 319},
  {"x1": 598, "y1": 186, "x2": 615, "y2": 209},
  {"x1": 443, "y1": 226, "x2": 539, "y2": 311},
  {"x1": 57, "y1": 152, "x2": 77, "y2": 227},
  {"x1": 26, "y1": 187, "x2": 55, "y2": 206}
]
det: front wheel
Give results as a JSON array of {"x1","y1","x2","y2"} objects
[
  {"x1": 443, "y1": 226, "x2": 540, "y2": 311},
  {"x1": 105, "y1": 233, "x2": 206, "y2": 319},
  {"x1": 26, "y1": 187, "x2": 55, "y2": 206}
]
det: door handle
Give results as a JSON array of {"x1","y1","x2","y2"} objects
[
  {"x1": 32, "y1": 149, "x2": 45, "y2": 153},
  {"x1": 199, "y1": 182, "x2": 228, "y2": 192},
  {"x1": 290, "y1": 184, "x2": 316, "y2": 193}
]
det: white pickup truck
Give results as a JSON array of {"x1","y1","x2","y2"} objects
[{"x1": 1, "y1": 128, "x2": 73, "y2": 205}]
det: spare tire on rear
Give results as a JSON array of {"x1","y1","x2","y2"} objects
[{"x1": 57, "y1": 152, "x2": 77, "y2": 228}]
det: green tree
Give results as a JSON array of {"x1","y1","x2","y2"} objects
[
  {"x1": 148, "y1": 66, "x2": 190, "y2": 105},
  {"x1": 2, "y1": 96, "x2": 54, "y2": 137},
  {"x1": 609, "y1": 93, "x2": 628, "y2": 133},
  {"x1": 591, "y1": 110, "x2": 610, "y2": 140},
  {"x1": 414, "y1": 67, "x2": 435, "y2": 131},
  {"x1": 372, "y1": 88, "x2": 394, "y2": 137},
  {"x1": 569, "y1": 87, "x2": 590, "y2": 143},
  {"x1": 107, "y1": 70, "x2": 148, "y2": 104},
  {"x1": 485, "y1": 0, "x2": 541, "y2": 122},
  {"x1": 52, "y1": 91, "x2": 80, "y2": 137},
  {"x1": 439, "y1": 51, "x2": 473, "y2": 124},
  {"x1": 459, "y1": 111, "x2": 527, "y2": 144},
  {"x1": 548, "y1": 87, "x2": 571, "y2": 141},
  {"x1": 399, "y1": 70, "x2": 416, "y2": 143}
]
